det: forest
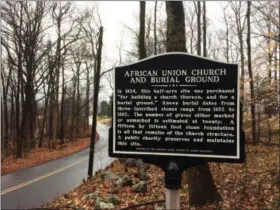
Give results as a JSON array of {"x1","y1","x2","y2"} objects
[
  {"x1": 1, "y1": 1, "x2": 280, "y2": 209},
  {"x1": 1, "y1": 1, "x2": 113, "y2": 161}
]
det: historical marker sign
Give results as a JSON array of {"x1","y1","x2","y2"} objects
[{"x1": 109, "y1": 53, "x2": 244, "y2": 162}]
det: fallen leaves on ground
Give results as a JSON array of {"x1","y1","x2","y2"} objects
[
  {"x1": 1, "y1": 138, "x2": 91, "y2": 176},
  {"x1": 44, "y1": 143, "x2": 280, "y2": 210}
]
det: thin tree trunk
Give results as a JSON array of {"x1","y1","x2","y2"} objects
[
  {"x1": 16, "y1": 3, "x2": 24, "y2": 159},
  {"x1": 139, "y1": 1, "x2": 147, "y2": 59},
  {"x1": 16, "y1": 72, "x2": 22, "y2": 158},
  {"x1": 85, "y1": 63, "x2": 90, "y2": 133},
  {"x1": 197, "y1": 1, "x2": 201, "y2": 56},
  {"x1": 247, "y1": 1, "x2": 257, "y2": 144},
  {"x1": 274, "y1": 47, "x2": 278, "y2": 81},
  {"x1": 240, "y1": 34, "x2": 245, "y2": 102},
  {"x1": 1, "y1": 100, "x2": 5, "y2": 154},
  {"x1": 55, "y1": 25, "x2": 61, "y2": 140},
  {"x1": 257, "y1": 109, "x2": 261, "y2": 142},
  {"x1": 3, "y1": 83, "x2": 9, "y2": 152},
  {"x1": 30, "y1": 94, "x2": 36, "y2": 148},
  {"x1": 39, "y1": 80, "x2": 50, "y2": 148},
  {"x1": 88, "y1": 26, "x2": 103, "y2": 177},
  {"x1": 59, "y1": 58, "x2": 65, "y2": 144},
  {"x1": 256, "y1": 74, "x2": 261, "y2": 142},
  {"x1": 70, "y1": 76, "x2": 77, "y2": 140},
  {"x1": 64, "y1": 98, "x2": 70, "y2": 143},
  {"x1": 2, "y1": 59, "x2": 13, "y2": 152},
  {"x1": 203, "y1": 1, "x2": 206, "y2": 57},
  {"x1": 266, "y1": 113, "x2": 272, "y2": 144},
  {"x1": 239, "y1": 32, "x2": 245, "y2": 128},
  {"x1": 268, "y1": 23, "x2": 272, "y2": 83},
  {"x1": 76, "y1": 64, "x2": 80, "y2": 136},
  {"x1": 225, "y1": 14, "x2": 229, "y2": 62},
  {"x1": 49, "y1": 87, "x2": 54, "y2": 149},
  {"x1": 154, "y1": 1, "x2": 158, "y2": 55},
  {"x1": 48, "y1": 59, "x2": 56, "y2": 149},
  {"x1": 11, "y1": 90, "x2": 15, "y2": 148}
]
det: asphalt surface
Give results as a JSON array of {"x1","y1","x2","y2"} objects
[{"x1": 1, "y1": 123, "x2": 114, "y2": 209}]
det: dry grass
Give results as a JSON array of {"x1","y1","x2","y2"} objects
[{"x1": 97, "y1": 116, "x2": 112, "y2": 126}]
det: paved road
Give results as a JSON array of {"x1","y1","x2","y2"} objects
[{"x1": 1, "y1": 123, "x2": 114, "y2": 209}]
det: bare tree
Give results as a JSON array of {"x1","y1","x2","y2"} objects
[
  {"x1": 196, "y1": 1, "x2": 201, "y2": 55},
  {"x1": 154, "y1": 1, "x2": 158, "y2": 55},
  {"x1": 203, "y1": 1, "x2": 207, "y2": 57},
  {"x1": 247, "y1": 1, "x2": 257, "y2": 144},
  {"x1": 2, "y1": 1, "x2": 51, "y2": 156},
  {"x1": 184, "y1": 2, "x2": 197, "y2": 54},
  {"x1": 51, "y1": 2, "x2": 73, "y2": 145},
  {"x1": 228, "y1": 1, "x2": 247, "y2": 127}
]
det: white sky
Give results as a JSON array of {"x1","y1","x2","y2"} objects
[
  {"x1": 74, "y1": 1, "x2": 225, "y2": 101},
  {"x1": 75, "y1": 1, "x2": 224, "y2": 64}
]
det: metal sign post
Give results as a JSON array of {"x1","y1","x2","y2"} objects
[
  {"x1": 165, "y1": 161, "x2": 181, "y2": 210},
  {"x1": 166, "y1": 188, "x2": 180, "y2": 210}
]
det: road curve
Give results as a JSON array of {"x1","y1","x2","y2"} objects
[{"x1": 1, "y1": 123, "x2": 114, "y2": 209}]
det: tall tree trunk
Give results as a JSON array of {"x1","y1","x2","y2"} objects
[
  {"x1": 3, "y1": 82, "x2": 9, "y2": 152},
  {"x1": 1, "y1": 100, "x2": 5, "y2": 154},
  {"x1": 85, "y1": 63, "x2": 90, "y2": 133},
  {"x1": 16, "y1": 3, "x2": 24, "y2": 159},
  {"x1": 55, "y1": 24, "x2": 61, "y2": 140},
  {"x1": 239, "y1": 33, "x2": 245, "y2": 125},
  {"x1": 203, "y1": 1, "x2": 207, "y2": 57},
  {"x1": 165, "y1": 1, "x2": 221, "y2": 205},
  {"x1": 154, "y1": 1, "x2": 158, "y2": 55},
  {"x1": 39, "y1": 79, "x2": 50, "y2": 148},
  {"x1": 19, "y1": 93, "x2": 30, "y2": 153},
  {"x1": 88, "y1": 26, "x2": 103, "y2": 177},
  {"x1": 197, "y1": 1, "x2": 201, "y2": 55},
  {"x1": 2, "y1": 59, "x2": 12, "y2": 152},
  {"x1": 48, "y1": 56, "x2": 56, "y2": 149},
  {"x1": 224, "y1": 13, "x2": 229, "y2": 62},
  {"x1": 256, "y1": 74, "x2": 261, "y2": 142},
  {"x1": 247, "y1": 1, "x2": 257, "y2": 144},
  {"x1": 29, "y1": 94, "x2": 36, "y2": 148},
  {"x1": 70, "y1": 76, "x2": 77, "y2": 140},
  {"x1": 16, "y1": 71, "x2": 22, "y2": 158},
  {"x1": 76, "y1": 64, "x2": 80, "y2": 136},
  {"x1": 266, "y1": 113, "x2": 272, "y2": 143},
  {"x1": 59, "y1": 56, "x2": 65, "y2": 144},
  {"x1": 11, "y1": 90, "x2": 16, "y2": 147},
  {"x1": 139, "y1": 1, "x2": 147, "y2": 59},
  {"x1": 49, "y1": 86, "x2": 56, "y2": 149},
  {"x1": 274, "y1": 47, "x2": 278, "y2": 81},
  {"x1": 268, "y1": 23, "x2": 272, "y2": 84}
]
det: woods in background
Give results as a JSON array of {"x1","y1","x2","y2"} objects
[{"x1": 1, "y1": 2, "x2": 105, "y2": 158}]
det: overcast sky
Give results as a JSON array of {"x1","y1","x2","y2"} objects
[
  {"x1": 74, "y1": 1, "x2": 226, "y2": 101},
  {"x1": 75, "y1": 1, "x2": 224, "y2": 63}
]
